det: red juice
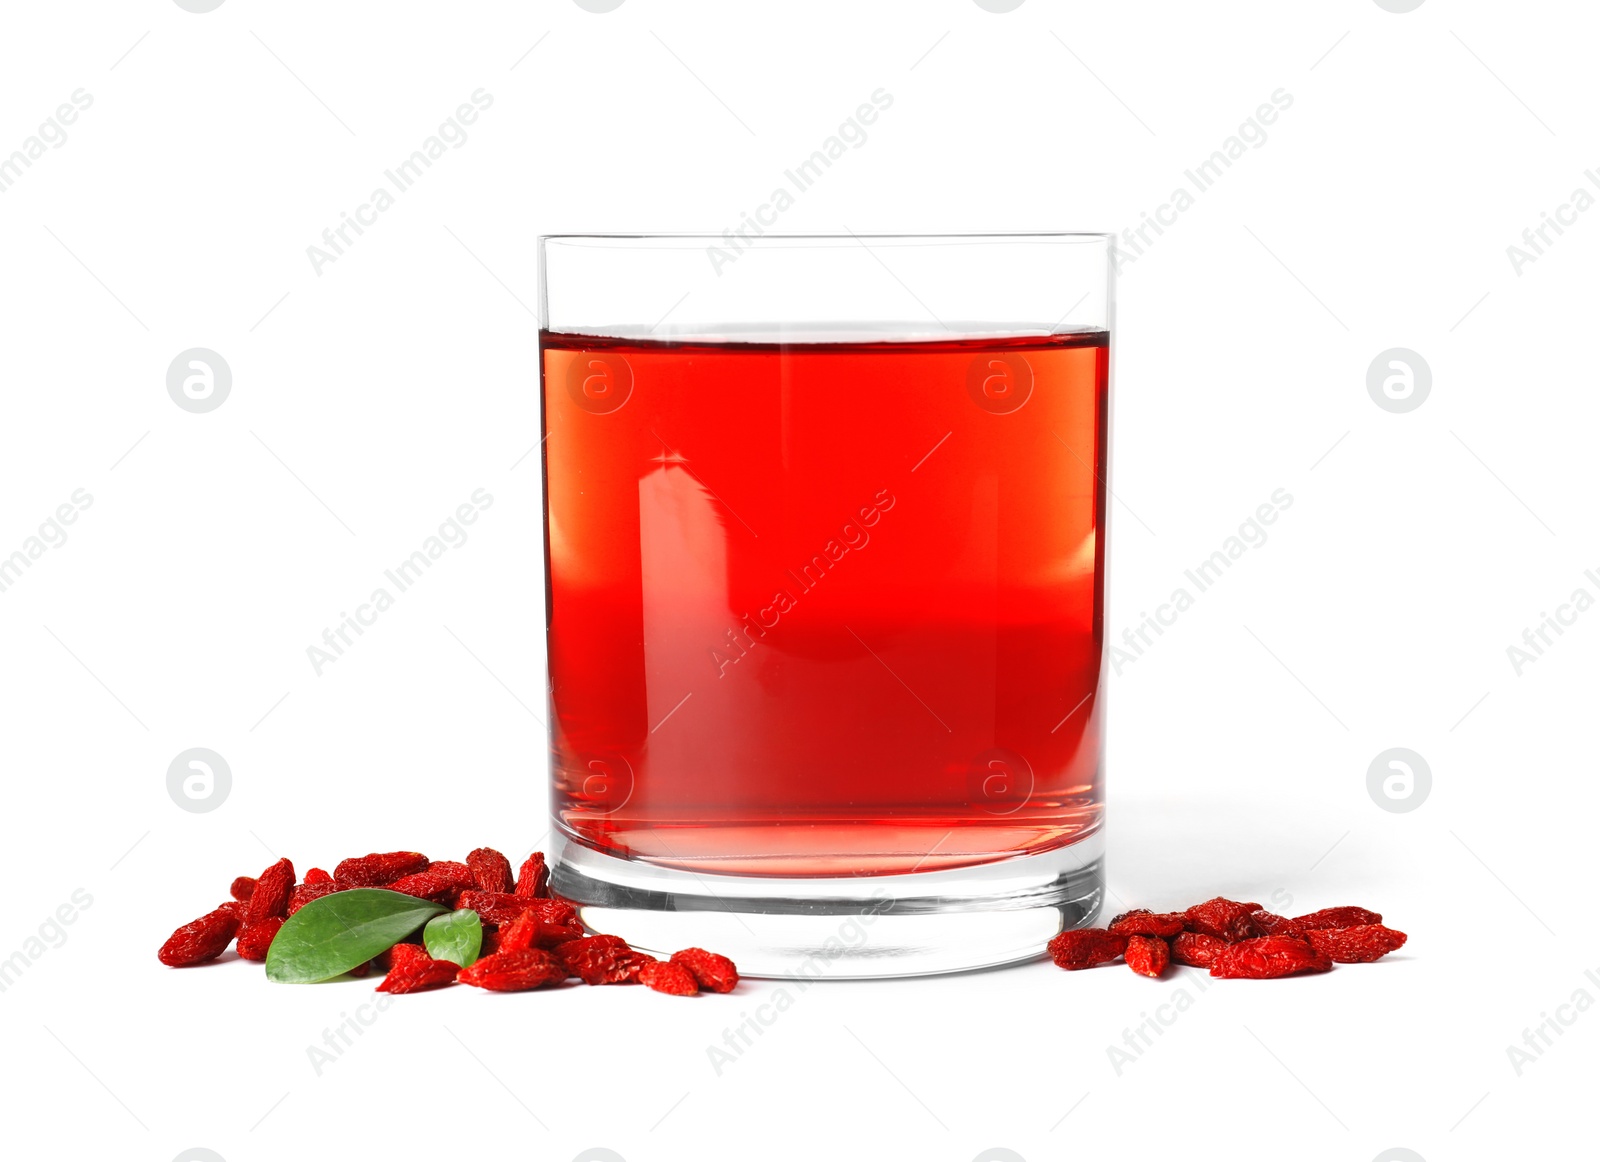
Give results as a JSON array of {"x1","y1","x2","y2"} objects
[{"x1": 541, "y1": 330, "x2": 1109, "y2": 877}]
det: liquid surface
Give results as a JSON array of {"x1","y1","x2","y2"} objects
[{"x1": 541, "y1": 331, "x2": 1109, "y2": 876}]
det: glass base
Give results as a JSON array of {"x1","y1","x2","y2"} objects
[{"x1": 548, "y1": 832, "x2": 1105, "y2": 979}]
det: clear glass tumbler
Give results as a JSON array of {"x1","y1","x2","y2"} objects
[{"x1": 539, "y1": 233, "x2": 1112, "y2": 976}]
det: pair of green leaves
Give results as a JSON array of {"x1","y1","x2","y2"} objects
[{"x1": 264, "y1": 889, "x2": 482, "y2": 983}]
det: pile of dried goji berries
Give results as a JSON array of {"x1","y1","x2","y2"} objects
[
  {"x1": 157, "y1": 848, "x2": 738, "y2": 997},
  {"x1": 1048, "y1": 897, "x2": 1407, "y2": 979}
]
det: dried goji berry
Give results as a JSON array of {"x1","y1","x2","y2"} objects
[
  {"x1": 457, "y1": 949, "x2": 567, "y2": 992},
  {"x1": 1124, "y1": 934, "x2": 1170, "y2": 978},
  {"x1": 453, "y1": 892, "x2": 580, "y2": 938},
  {"x1": 615, "y1": 951, "x2": 655, "y2": 982},
  {"x1": 229, "y1": 876, "x2": 256, "y2": 902},
  {"x1": 245, "y1": 858, "x2": 295, "y2": 924},
  {"x1": 497, "y1": 910, "x2": 541, "y2": 953},
  {"x1": 1209, "y1": 935, "x2": 1332, "y2": 979},
  {"x1": 389, "y1": 863, "x2": 476, "y2": 904},
  {"x1": 236, "y1": 917, "x2": 282, "y2": 961},
  {"x1": 1249, "y1": 910, "x2": 1305, "y2": 938},
  {"x1": 303, "y1": 868, "x2": 333, "y2": 886},
  {"x1": 1047, "y1": 928, "x2": 1128, "y2": 970},
  {"x1": 1183, "y1": 897, "x2": 1263, "y2": 942},
  {"x1": 333, "y1": 851, "x2": 429, "y2": 888},
  {"x1": 377, "y1": 946, "x2": 459, "y2": 994},
  {"x1": 1169, "y1": 931, "x2": 1229, "y2": 968},
  {"x1": 530, "y1": 903, "x2": 583, "y2": 945},
  {"x1": 467, "y1": 847, "x2": 515, "y2": 894},
  {"x1": 158, "y1": 905, "x2": 240, "y2": 966},
  {"x1": 454, "y1": 890, "x2": 534, "y2": 926},
  {"x1": 638, "y1": 960, "x2": 699, "y2": 996},
  {"x1": 556, "y1": 935, "x2": 643, "y2": 984},
  {"x1": 514, "y1": 852, "x2": 549, "y2": 899},
  {"x1": 1292, "y1": 906, "x2": 1382, "y2": 931},
  {"x1": 379, "y1": 943, "x2": 426, "y2": 973},
  {"x1": 1304, "y1": 924, "x2": 1407, "y2": 963},
  {"x1": 347, "y1": 960, "x2": 372, "y2": 978},
  {"x1": 671, "y1": 947, "x2": 739, "y2": 993},
  {"x1": 287, "y1": 880, "x2": 337, "y2": 915},
  {"x1": 1108, "y1": 909, "x2": 1186, "y2": 938}
]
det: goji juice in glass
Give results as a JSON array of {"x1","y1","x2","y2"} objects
[
  {"x1": 544, "y1": 341, "x2": 1106, "y2": 864},
  {"x1": 539, "y1": 233, "x2": 1112, "y2": 977}
]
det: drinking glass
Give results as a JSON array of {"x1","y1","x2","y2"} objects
[{"x1": 539, "y1": 233, "x2": 1112, "y2": 976}]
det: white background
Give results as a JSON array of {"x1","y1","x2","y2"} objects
[{"x1": 1, "y1": 1, "x2": 1596, "y2": 1160}]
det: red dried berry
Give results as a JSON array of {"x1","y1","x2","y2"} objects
[
  {"x1": 1183, "y1": 897, "x2": 1263, "y2": 942},
  {"x1": 497, "y1": 911, "x2": 541, "y2": 953},
  {"x1": 1210, "y1": 935, "x2": 1332, "y2": 979},
  {"x1": 1108, "y1": 909, "x2": 1186, "y2": 938},
  {"x1": 1249, "y1": 910, "x2": 1305, "y2": 938},
  {"x1": 303, "y1": 867, "x2": 333, "y2": 886},
  {"x1": 347, "y1": 960, "x2": 372, "y2": 978},
  {"x1": 638, "y1": 960, "x2": 699, "y2": 996},
  {"x1": 615, "y1": 951, "x2": 655, "y2": 982},
  {"x1": 514, "y1": 852, "x2": 549, "y2": 899},
  {"x1": 1124, "y1": 934, "x2": 1170, "y2": 978},
  {"x1": 454, "y1": 893, "x2": 581, "y2": 941},
  {"x1": 218, "y1": 899, "x2": 246, "y2": 920},
  {"x1": 236, "y1": 917, "x2": 283, "y2": 961},
  {"x1": 1304, "y1": 924, "x2": 1407, "y2": 964},
  {"x1": 229, "y1": 876, "x2": 256, "y2": 902},
  {"x1": 454, "y1": 890, "x2": 534, "y2": 926},
  {"x1": 377, "y1": 948, "x2": 460, "y2": 994},
  {"x1": 333, "y1": 851, "x2": 429, "y2": 888},
  {"x1": 457, "y1": 949, "x2": 567, "y2": 992},
  {"x1": 1169, "y1": 931, "x2": 1229, "y2": 968},
  {"x1": 556, "y1": 935, "x2": 645, "y2": 985},
  {"x1": 158, "y1": 905, "x2": 240, "y2": 966},
  {"x1": 389, "y1": 943, "x2": 428, "y2": 967},
  {"x1": 1047, "y1": 928, "x2": 1128, "y2": 970},
  {"x1": 1292, "y1": 906, "x2": 1382, "y2": 932},
  {"x1": 287, "y1": 880, "x2": 337, "y2": 915},
  {"x1": 467, "y1": 847, "x2": 515, "y2": 894},
  {"x1": 671, "y1": 947, "x2": 739, "y2": 993},
  {"x1": 388, "y1": 862, "x2": 476, "y2": 904},
  {"x1": 245, "y1": 858, "x2": 295, "y2": 924},
  {"x1": 530, "y1": 906, "x2": 583, "y2": 945}
]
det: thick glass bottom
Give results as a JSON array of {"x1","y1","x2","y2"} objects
[{"x1": 548, "y1": 831, "x2": 1105, "y2": 979}]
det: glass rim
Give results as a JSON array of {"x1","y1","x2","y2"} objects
[{"x1": 540, "y1": 231, "x2": 1113, "y2": 244}]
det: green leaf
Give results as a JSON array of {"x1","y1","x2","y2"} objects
[
  {"x1": 265, "y1": 889, "x2": 448, "y2": 983},
  {"x1": 423, "y1": 908, "x2": 483, "y2": 968}
]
